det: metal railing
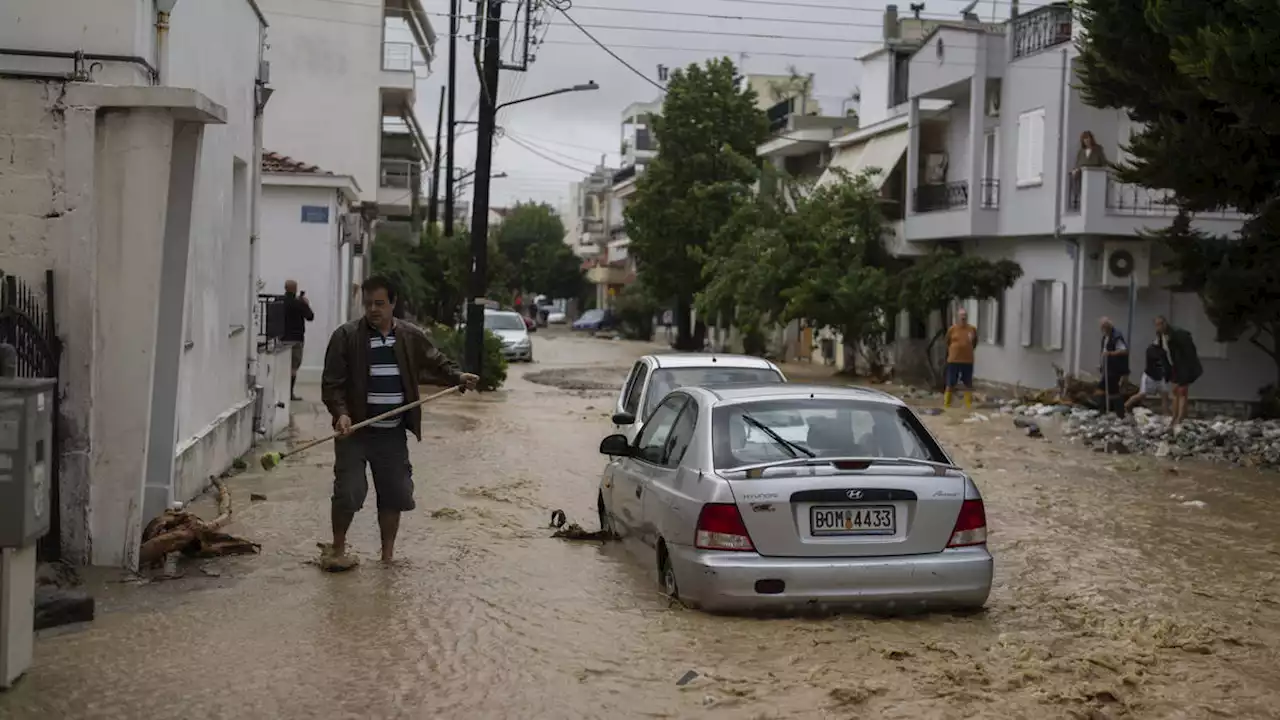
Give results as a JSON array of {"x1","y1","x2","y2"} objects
[
  {"x1": 257, "y1": 293, "x2": 286, "y2": 347},
  {"x1": 979, "y1": 179, "x2": 1000, "y2": 209},
  {"x1": 1065, "y1": 170, "x2": 1244, "y2": 218},
  {"x1": 382, "y1": 41, "x2": 415, "y2": 72},
  {"x1": 1011, "y1": 4, "x2": 1074, "y2": 59},
  {"x1": 913, "y1": 181, "x2": 970, "y2": 213}
]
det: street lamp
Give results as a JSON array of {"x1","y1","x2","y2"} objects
[{"x1": 494, "y1": 81, "x2": 599, "y2": 112}]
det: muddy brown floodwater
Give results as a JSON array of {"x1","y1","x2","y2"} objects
[{"x1": 3, "y1": 331, "x2": 1279, "y2": 719}]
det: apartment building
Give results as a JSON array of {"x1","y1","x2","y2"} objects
[
  {"x1": 810, "y1": 3, "x2": 1264, "y2": 408},
  {"x1": 0, "y1": 0, "x2": 276, "y2": 567},
  {"x1": 255, "y1": 0, "x2": 435, "y2": 378},
  {"x1": 564, "y1": 167, "x2": 615, "y2": 261}
]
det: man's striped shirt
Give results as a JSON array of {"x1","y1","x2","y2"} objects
[{"x1": 367, "y1": 327, "x2": 404, "y2": 429}]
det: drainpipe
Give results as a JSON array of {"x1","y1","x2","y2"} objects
[
  {"x1": 154, "y1": 0, "x2": 178, "y2": 85},
  {"x1": 1050, "y1": 47, "x2": 1081, "y2": 377},
  {"x1": 248, "y1": 29, "x2": 267, "y2": 432}
]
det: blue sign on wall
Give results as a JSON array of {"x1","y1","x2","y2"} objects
[{"x1": 301, "y1": 205, "x2": 330, "y2": 224}]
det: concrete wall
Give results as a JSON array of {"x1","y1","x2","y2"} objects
[
  {"x1": 858, "y1": 52, "x2": 892, "y2": 128},
  {"x1": 257, "y1": 345, "x2": 293, "y2": 438},
  {"x1": 258, "y1": 0, "x2": 383, "y2": 199},
  {"x1": 995, "y1": 47, "x2": 1069, "y2": 237},
  {"x1": 259, "y1": 183, "x2": 346, "y2": 380}
]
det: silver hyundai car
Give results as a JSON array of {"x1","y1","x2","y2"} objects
[{"x1": 596, "y1": 383, "x2": 992, "y2": 614}]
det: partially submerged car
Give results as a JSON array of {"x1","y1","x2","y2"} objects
[
  {"x1": 596, "y1": 383, "x2": 992, "y2": 614},
  {"x1": 612, "y1": 354, "x2": 787, "y2": 443}
]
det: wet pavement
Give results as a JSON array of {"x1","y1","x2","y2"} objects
[{"x1": 3, "y1": 331, "x2": 1280, "y2": 719}]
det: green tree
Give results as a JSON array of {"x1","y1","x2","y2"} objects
[
  {"x1": 626, "y1": 58, "x2": 769, "y2": 349},
  {"x1": 1076, "y1": 0, "x2": 1280, "y2": 388},
  {"x1": 494, "y1": 201, "x2": 582, "y2": 299},
  {"x1": 892, "y1": 251, "x2": 1022, "y2": 385}
]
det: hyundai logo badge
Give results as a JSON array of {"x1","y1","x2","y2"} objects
[{"x1": 846, "y1": 490, "x2": 863, "y2": 500}]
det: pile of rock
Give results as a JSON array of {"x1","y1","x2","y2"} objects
[{"x1": 1049, "y1": 406, "x2": 1280, "y2": 468}]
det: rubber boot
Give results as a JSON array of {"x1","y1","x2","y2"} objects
[
  {"x1": 943, "y1": 390, "x2": 953, "y2": 408},
  {"x1": 964, "y1": 391, "x2": 973, "y2": 409}
]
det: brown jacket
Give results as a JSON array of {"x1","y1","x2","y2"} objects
[{"x1": 321, "y1": 318, "x2": 462, "y2": 440}]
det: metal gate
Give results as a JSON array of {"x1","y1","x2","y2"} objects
[{"x1": 0, "y1": 270, "x2": 62, "y2": 560}]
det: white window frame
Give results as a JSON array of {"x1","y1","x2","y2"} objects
[
  {"x1": 1020, "y1": 280, "x2": 1064, "y2": 350},
  {"x1": 980, "y1": 293, "x2": 1004, "y2": 346},
  {"x1": 1016, "y1": 108, "x2": 1046, "y2": 188}
]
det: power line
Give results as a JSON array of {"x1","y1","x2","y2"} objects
[
  {"x1": 505, "y1": 134, "x2": 599, "y2": 174},
  {"x1": 431, "y1": 11, "x2": 875, "y2": 44},
  {"x1": 502, "y1": 129, "x2": 608, "y2": 166},
  {"x1": 498, "y1": 128, "x2": 616, "y2": 156},
  {"x1": 548, "y1": 3, "x2": 666, "y2": 92},
  {"x1": 540, "y1": 39, "x2": 866, "y2": 60}
]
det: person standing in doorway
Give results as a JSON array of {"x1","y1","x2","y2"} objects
[
  {"x1": 283, "y1": 279, "x2": 314, "y2": 401},
  {"x1": 944, "y1": 307, "x2": 979, "y2": 409},
  {"x1": 1099, "y1": 317, "x2": 1130, "y2": 417},
  {"x1": 321, "y1": 275, "x2": 478, "y2": 568},
  {"x1": 1155, "y1": 315, "x2": 1202, "y2": 429}
]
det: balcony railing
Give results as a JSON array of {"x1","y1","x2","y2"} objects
[
  {"x1": 979, "y1": 179, "x2": 1000, "y2": 209},
  {"x1": 612, "y1": 164, "x2": 637, "y2": 186},
  {"x1": 766, "y1": 98, "x2": 795, "y2": 133},
  {"x1": 382, "y1": 41, "x2": 415, "y2": 72},
  {"x1": 1066, "y1": 169, "x2": 1245, "y2": 218},
  {"x1": 1011, "y1": 4, "x2": 1073, "y2": 59},
  {"x1": 914, "y1": 181, "x2": 969, "y2": 213},
  {"x1": 380, "y1": 158, "x2": 418, "y2": 189}
]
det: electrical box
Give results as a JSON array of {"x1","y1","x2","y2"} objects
[{"x1": 0, "y1": 378, "x2": 56, "y2": 548}]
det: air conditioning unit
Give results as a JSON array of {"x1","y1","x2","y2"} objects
[
  {"x1": 340, "y1": 213, "x2": 365, "y2": 255},
  {"x1": 1101, "y1": 241, "x2": 1151, "y2": 288}
]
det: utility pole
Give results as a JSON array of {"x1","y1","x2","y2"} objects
[
  {"x1": 428, "y1": 85, "x2": 445, "y2": 228},
  {"x1": 443, "y1": 0, "x2": 459, "y2": 237},
  {"x1": 464, "y1": 0, "x2": 502, "y2": 374}
]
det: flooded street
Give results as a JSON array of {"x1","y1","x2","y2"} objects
[{"x1": 3, "y1": 332, "x2": 1279, "y2": 719}]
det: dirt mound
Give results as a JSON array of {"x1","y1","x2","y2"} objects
[{"x1": 525, "y1": 367, "x2": 627, "y2": 392}]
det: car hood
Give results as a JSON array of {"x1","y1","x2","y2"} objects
[{"x1": 491, "y1": 329, "x2": 528, "y2": 343}]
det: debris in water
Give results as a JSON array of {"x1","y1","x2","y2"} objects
[
  {"x1": 1181, "y1": 500, "x2": 1208, "y2": 509},
  {"x1": 138, "y1": 479, "x2": 260, "y2": 567},
  {"x1": 552, "y1": 522, "x2": 614, "y2": 542},
  {"x1": 550, "y1": 509, "x2": 568, "y2": 528},
  {"x1": 676, "y1": 670, "x2": 699, "y2": 686},
  {"x1": 829, "y1": 683, "x2": 885, "y2": 706},
  {"x1": 431, "y1": 507, "x2": 463, "y2": 519},
  {"x1": 250, "y1": 493, "x2": 268, "y2": 502}
]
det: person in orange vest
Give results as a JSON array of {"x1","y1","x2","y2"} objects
[{"x1": 944, "y1": 306, "x2": 979, "y2": 409}]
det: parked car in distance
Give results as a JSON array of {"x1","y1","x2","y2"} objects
[
  {"x1": 613, "y1": 354, "x2": 786, "y2": 443},
  {"x1": 596, "y1": 383, "x2": 992, "y2": 614},
  {"x1": 484, "y1": 309, "x2": 533, "y2": 362},
  {"x1": 546, "y1": 310, "x2": 567, "y2": 325},
  {"x1": 572, "y1": 308, "x2": 618, "y2": 333}
]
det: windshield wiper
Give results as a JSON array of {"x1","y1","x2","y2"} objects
[{"x1": 740, "y1": 414, "x2": 815, "y2": 458}]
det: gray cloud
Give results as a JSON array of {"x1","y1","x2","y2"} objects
[{"x1": 413, "y1": 0, "x2": 1023, "y2": 211}]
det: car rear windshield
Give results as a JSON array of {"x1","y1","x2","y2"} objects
[
  {"x1": 484, "y1": 313, "x2": 526, "y2": 330},
  {"x1": 711, "y1": 398, "x2": 948, "y2": 469},
  {"x1": 643, "y1": 367, "x2": 782, "y2": 418},
  {"x1": 579, "y1": 309, "x2": 604, "y2": 321}
]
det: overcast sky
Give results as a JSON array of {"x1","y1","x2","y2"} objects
[{"x1": 409, "y1": 0, "x2": 1023, "y2": 211}]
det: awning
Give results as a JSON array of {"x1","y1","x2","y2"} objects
[{"x1": 816, "y1": 128, "x2": 908, "y2": 190}]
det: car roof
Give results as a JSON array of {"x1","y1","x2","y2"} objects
[
  {"x1": 646, "y1": 353, "x2": 779, "y2": 371},
  {"x1": 684, "y1": 382, "x2": 907, "y2": 408},
  {"x1": 484, "y1": 309, "x2": 520, "y2": 316}
]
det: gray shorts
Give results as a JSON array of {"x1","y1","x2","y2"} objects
[{"x1": 332, "y1": 427, "x2": 415, "y2": 513}]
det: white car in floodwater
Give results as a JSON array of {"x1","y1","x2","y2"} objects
[
  {"x1": 611, "y1": 354, "x2": 787, "y2": 444},
  {"x1": 596, "y1": 383, "x2": 993, "y2": 614}
]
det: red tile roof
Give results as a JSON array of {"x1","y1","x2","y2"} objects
[{"x1": 261, "y1": 151, "x2": 331, "y2": 175}]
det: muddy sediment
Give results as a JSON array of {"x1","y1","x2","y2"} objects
[{"x1": 3, "y1": 334, "x2": 1278, "y2": 719}]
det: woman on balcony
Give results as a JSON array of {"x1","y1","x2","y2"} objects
[{"x1": 1070, "y1": 131, "x2": 1108, "y2": 207}]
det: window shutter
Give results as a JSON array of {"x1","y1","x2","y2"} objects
[
  {"x1": 1030, "y1": 111, "x2": 1045, "y2": 181},
  {"x1": 1047, "y1": 281, "x2": 1066, "y2": 351},
  {"x1": 1016, "y1": 115, "x2": 1030, "y2": 183},
  {"x1": 1020, "y1": 283, "x2": 1034, "y2": 347}
]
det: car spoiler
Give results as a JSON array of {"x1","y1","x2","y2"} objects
[{"x1": 718, "y1": 456, "x2": 962, "y2": 480}]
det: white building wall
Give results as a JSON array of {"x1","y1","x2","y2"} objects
[
  {"x1": 0, "y1": 0, "x2": 154, "y2": 85},
  {"x1": 858, "y1": 52, "x2": 892, "y2": 127},
  {"x1": 259, "y1": 184, "x2": 346, "y2": 380},
  {"x1": 167, "y1": 0, "x2": 263, "y2": 445},
  {"x1": 257, "y1": 0, "x2": 383, "y2": 200}
]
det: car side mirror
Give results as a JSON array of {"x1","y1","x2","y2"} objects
[
  {"x1": 599, "y1": 433, "x2": 632, "y2": 457},
  {"x1": 611, "y1": 411, "x2": 636, "y2": 426}
]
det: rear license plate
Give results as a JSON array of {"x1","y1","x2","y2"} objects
[{"x1": 809, "y1": 505, "x2": 896, "y2": 536}]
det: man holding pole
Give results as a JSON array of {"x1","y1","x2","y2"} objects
[
  {"x1": 321, "y1": 275, "x2": 478, "y2": 569},
  {"x1": 1098, "y1": 317, "x2": 1130, "y2": 417}
]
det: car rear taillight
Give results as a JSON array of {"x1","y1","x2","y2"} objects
[
  {"x1": 695, "y1": 503, "x2": 755, "y2": 551},
  {"x1": 947, "y1": 499, "x2": 988, "y2": 547}
]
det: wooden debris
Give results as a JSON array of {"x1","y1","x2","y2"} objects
[
  {"x1": 552, "y1": 523, "x2": 614, "y2": 542},
  {"x1": 138, "y1": 479, "x2": 261, "y2": 566}
]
